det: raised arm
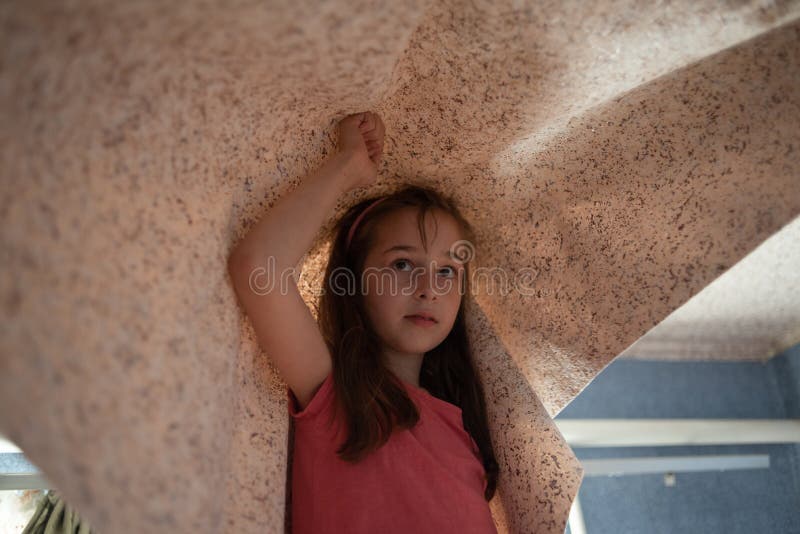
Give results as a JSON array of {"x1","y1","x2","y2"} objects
[{"x1": 227, "y1": 112, "x2": 384, "y2": 409}]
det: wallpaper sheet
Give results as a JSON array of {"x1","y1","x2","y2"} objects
[{"x1": 2, "y1": 1, "x2": 799, "y2": 532}]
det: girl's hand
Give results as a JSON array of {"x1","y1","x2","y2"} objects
[{"x1": 336, "y1": 111, "x2": 385, "y2": 190}]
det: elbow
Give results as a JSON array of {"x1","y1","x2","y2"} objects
[
  {"x1": 227, "y1": 247, "x2": 254, "y2": 284},
  {"x1": 227, "y1": 252, "x2": 259, "y2": 305},
  {"x1": 227, "y1": 248, "x2": 243, "y2": 271},
  {"x1": 227, "y1": 248, "x2": 242, "y2": 274},
  {"x1": 227, "y1": 249, "x2": 272, "y2": 291}
]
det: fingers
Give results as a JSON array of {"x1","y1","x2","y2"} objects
[
  {"x1": 342, "y1": 112, "x2": 366, "y2": 129},
  {"x1": 357, "y1": 111, "x2": 385, "y2": 137},
  {"x1": 358, "y1": 113, "x2": 373, "y2": 132},
  {"x1": 344, "y1": 111, "x2": 384, "y2": 138},
  {"x1": 340, "y1": 112, "x2": 385, "y2": 162},
  {"x1": 365, "y1": 134, "x2": 381, "y2": 155}
]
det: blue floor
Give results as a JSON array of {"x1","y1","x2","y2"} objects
[{"x1": 557, "y1": 342, "x2": 800, "y2": 534}]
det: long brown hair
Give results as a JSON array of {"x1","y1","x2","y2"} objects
[{"x1": 316, "y1": 183, "x2": 499, "y2": 501}]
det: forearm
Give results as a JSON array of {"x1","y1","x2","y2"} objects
[{"x1": 229, "y1": 152, "x2": 356, "y2": 273}]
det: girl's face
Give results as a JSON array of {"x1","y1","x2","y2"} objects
[{"x1": 360, "y1": 207, "x2": 466, "y2": 362}]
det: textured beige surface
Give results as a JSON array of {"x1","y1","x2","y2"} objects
[
  {"x1": 620, "y1": 214, "x2": 800, "y2": 361},
  {"x1": 2, "y1": 1, "x2": 799, "y2": 533}
]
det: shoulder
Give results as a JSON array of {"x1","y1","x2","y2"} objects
[{"x1": 288, "y1": 370, "x2": 335, "y2": 421}]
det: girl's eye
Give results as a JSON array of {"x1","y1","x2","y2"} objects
[
  {"x1": 439, "y1": 265, "x2": 457, "y2": 278},
  {"x1": 392, "y1": 259, "x2": 457, "y2": 278},
  {"x1": 392, "y1": 259, "x2": 413, "y2": 271}
]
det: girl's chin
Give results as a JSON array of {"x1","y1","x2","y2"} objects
[{"x1": 397, "y1": 341, "x2": 441, "y2": 354}]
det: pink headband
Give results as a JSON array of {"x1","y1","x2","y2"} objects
[{"x1": 346, "y1": 197, "x2": 387, "y2": 250}]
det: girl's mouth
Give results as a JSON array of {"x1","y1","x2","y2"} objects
[{"x1": 405, "y1": 315, "x2": 437, "y2": 327}]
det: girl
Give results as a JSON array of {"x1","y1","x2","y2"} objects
[{"x1": 228, "y1": 111, "x2": 499, "y2": 533}]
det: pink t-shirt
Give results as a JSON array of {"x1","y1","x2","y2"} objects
[{"x1": 287, "y1": 370, "x2": 498, "y2": 534}]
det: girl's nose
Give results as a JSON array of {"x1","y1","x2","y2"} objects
[{"x1": 413, "y1": 266, "x2": 439, "y2": 300}]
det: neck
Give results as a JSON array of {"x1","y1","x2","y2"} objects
[{"x1": 381, "y1": 348, "x2": 424, "y2": 388}]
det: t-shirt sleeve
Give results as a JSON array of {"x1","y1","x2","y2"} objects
[{"x1": 287, "y1": 370, "x2": 334, "y2": 421}]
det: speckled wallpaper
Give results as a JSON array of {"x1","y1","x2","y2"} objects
[{"x1": 1, "y1": 1, "x2": 799, "y2": 533}]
